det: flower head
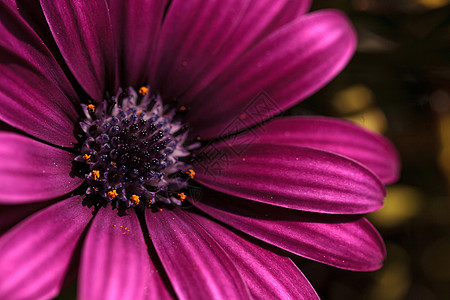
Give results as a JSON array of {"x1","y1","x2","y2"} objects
[{"x1": 0, "y1": 1, "x2": 399, "y2": 299}]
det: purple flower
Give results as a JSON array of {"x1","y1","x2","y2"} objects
[{"x1": 0, "y1": 1, "x2": 400, "y2": 299}]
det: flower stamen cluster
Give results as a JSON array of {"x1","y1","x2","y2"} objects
[{"x1": 74, "y1": 86, "x2": 195, "y2": 208}]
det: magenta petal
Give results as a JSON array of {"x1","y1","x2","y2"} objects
[
  {"x1": 224, "y1": 116, "x2": 400, "y2": 184},
  {"x1": 0, "y1": 2, "x2": 80, "y2": 147},
  {"x1": 40, "y1": 0, "x2": 117, "y2": 101},
  {"x1": 80, "y1": 207, "x2": 171, "y2": 300},
  {"x1": 146, "y1": 208, "x2": 250, "y2": 299},
  {"x1": 0, "y1": 200, "x2": 55, "y2": 235},
  {"x1": 153, "y1": 0, "x2": 249, "y2": 100},
  {"x1": 0, "y1": 196, "x2": 93, "y2": 300},
  {"x1": 190, "y1": 213, "x2": 319, "y2": 299},
  {"x1": 0, "y1": 133, "x2": 83, "y2": 204},
  {"x1": 193, "y1": 192, "x2": 386, "y2": 271},
  {"x1": 181, "y1": 0, "x2": 312, "y2": 105},
  {"x1": 107, "y1": 0, "x2": 166, "y2": 87},
  {"x1": 194, "y1": 143, "x2": 385, "y2": 214},
  {"x1": 185, "y1": 10, "x2": 356, "y2": 139}
]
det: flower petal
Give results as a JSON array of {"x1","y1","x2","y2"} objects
[
  {"x1": 0, "y1": 133, "x2": 84, "y2": 204},
  {"x1": 193, "y1": 191, "x2": 386, "y2": 271},
  {"x1": 0, "y1": 195, "x2": 93, "y2": 300},
  {"x1": 184, "y1": 10, "x2": 356, "y2": 139},
  {"x1": 194, "y1": 143, "x2": 385, "y2": 214},
  {"x1": 146, "y1": 208, "x2": 250, "y2": 299},
  {"x1": 79, "y1": 207, "x2": 171, "y2": 300},
  {"x1": 153, "y1": 0, "x2": 249, "y2": 100},
  {"x1": 106, "y1": 0, "x2": 167, "y2": 87},
  {"x1": 157, "y1": 0, "x2": 311, "y2": 101},
  {"x1": 223, "y1": 116, "x2": 400, "y2": 184},
  {"x1": 0, "y1": 200, "x2": 55, "y2": 235},
  {"x1": 40, "y1": 0, "x2": 117, "y2": 101},
  {"x1": 190, "y1": 213, "x2": 319, "y2": 300},
  {"x1": 0, "y1": 2, "x2": 80, "y2": 147},
  {"x1": 180, "y1": 0, "x2": 312, "y2": 106}
]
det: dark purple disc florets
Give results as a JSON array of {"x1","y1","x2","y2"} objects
[{"x1": 74, "y1": 86, "x2": 196, "y2": 208}]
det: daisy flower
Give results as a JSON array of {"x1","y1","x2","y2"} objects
[{"x1": 0, "y1": 0, "x2": 399, "y2": 299}]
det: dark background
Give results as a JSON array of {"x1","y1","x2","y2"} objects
[{"x1": 288, "y1": 0, "x2": 450, "y2": 299}]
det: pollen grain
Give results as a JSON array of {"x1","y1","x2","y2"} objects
[
  {"x1": 186, "y1": 169, "x2": 195, "y2": 179},
  {"x1": 178, "y1": 192, "x2": 187, "y2": 201},
  {"x1": 108, "y1": 190, "x2": 118, "y2": 199},
  {"x1": 130, "y1": 194, "x2": 140, "y2": 205},
  {"x1": 92, "y1": 170, "x2": 100, "y2": 180},
  {"x1": 139, "y1": 86, "x2": 149, "y2": 95},
  {"x1": 87, "y1": 104, "x2": 95, "y2": 113}
]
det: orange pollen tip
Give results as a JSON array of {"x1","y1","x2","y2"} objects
[
  {"x1": 180, "y1": 105, "x2": 187, "y2": 111},
  {"x1": 83, "y1": 154, "x2": 91, "y2": 162},
  {"x1": 130, "y1": 194, "x2": 140, "y2": 205},
  {"x1": 87, "y1": 104, "x2": 95, "y2": 113},
  {"x1": 92, "y1": 170, "x2": 100, "y2": 180},
  {"x1": 108, "y1": 190, "x2": 118, "y2": 199},
  {"x1": 139, "y1": 86, "x2": 149, "y2": 95},
  {"x1": 178, "y1": 192, "x2": 187, "y2": 201},
  {"x1": 137, "y1": 110, "x2": 142, "y2": 115},
  {"x1": 186, "y1": 169, "x2": 195, "y2": 179}
]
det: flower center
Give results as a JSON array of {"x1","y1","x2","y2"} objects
[{"x1": 74, "y1": 86, "x2": 195, "y2": 208}]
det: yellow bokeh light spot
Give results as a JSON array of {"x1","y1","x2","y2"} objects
[
  {"x1": 369, "y1": 185, "x2": 422, "y2": 228},
  {"x1": 332, "y1": 84, "x2": 374, "y2": 114},
  {"x1": 415, "y1": 0, "x2": 450, "y2": 9},
  {"x1": 344, "y1": 107, "x2": 388, "y2": 134}
]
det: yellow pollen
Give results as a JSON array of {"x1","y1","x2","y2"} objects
[
  {"x1": 108, "y1": 190, "x2": 118, "y2": 199},
  {"x1": 186, "y1": 169, "x2": 195, "y2": 179},
  {"x1": 139, "y1": 86, "x2": 149, "y2": 95},
  {"x1": 83, "y1": 154, "x2": 91, "y2": 162},
  {"x1": 130, "y1": 194, "x2": 140, "y2": 205},
  {"x1": 87, "y1": 104, "x2": 95, "y2": 113},
  {"x1": 92, "y1": 170, "x2": 100, "y2": 180},
  {"x1": 178, "y1": 193, "x2": 187, "y2": 201},
  {"x1": 137, "y1": 110, "x2": 142, "y2": 115}
]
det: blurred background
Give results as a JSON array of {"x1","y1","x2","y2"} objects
[{"x1": 288, "y1": 0, "x2": 450, "y2": 299}]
